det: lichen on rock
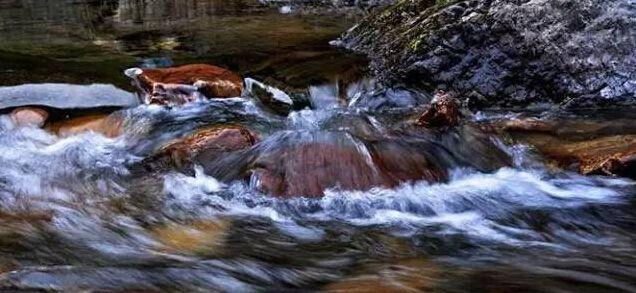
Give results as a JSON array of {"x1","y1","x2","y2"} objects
[{"x1": 340, "y1": 0, "x2": 636, "y2": 109}]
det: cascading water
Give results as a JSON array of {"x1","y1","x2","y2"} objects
[
  {"x1": 0, "y1": 79, "x2": 635, "y2": 292},
  {"x1": 1, "y1": 1, "x2": 635, "y2": 291}
]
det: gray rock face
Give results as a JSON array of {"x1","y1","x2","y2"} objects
[
  {"x1": 341, "y1": 0, "x2": 636, "y2": 108},
  {"x1": 260, "y1": 0, "x2": 396, "y2": 9},
  {"x1": 0, "y1": 83, "x2": 139, "y2": 111}
]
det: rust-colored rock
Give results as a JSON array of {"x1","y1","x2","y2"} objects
[
  {"x1": 250, "y1": 136, "x2": 447, "y2": 198},
  {"x1": 324, "y1": 258, "x2": 439, "y2": 293},
  {"x1": 498, "y1": 117, "x2": 636, "y2": 179},
  {"x1": 0, "y1": 210, "x2": 54, "y2": 222},
  {"x1": 148, "y1": 125, "x2": 258, "y2": 170},
  {"x1": 500, "y1": 118, "x2": 556, "y2": 134},
  {"x1": 416, "y1": 92, "x2": 461, "y2": 128},
  {"x1": 10, "y1": 107, "x2": 49, "y2": 127},
  {"x1": 151, "y1": 219, "x2": 230, "y2": 255},
  {"x1": 252, "y1": 143, "x2": 383, "y2": 198},
  {"x1": 126, "y1": 64, "x2": 243, "y2": 105},
  {"x1": 45, "y1": 113, "x2": 124, "y2": 138},
  {"x1": 370, "y1": 141, "x2": 448, "y2": 186}
]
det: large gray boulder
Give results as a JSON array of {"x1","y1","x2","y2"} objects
[
  {"x1": 341, "y1": 0, "x2": 636, "y2": 109},
  {"x1": 0, "y1": 83, "x2": 138, "y2": 111}
]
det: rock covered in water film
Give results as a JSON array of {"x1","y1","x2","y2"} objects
[
  {"x1": 9, "y1": 107, "x2": 49, "y2": 127},
  {"x1": 45, "y1": 113, "x2": 125, "y2": 138},
  {"x1": 497, "y1": 117, "x2": 636, "y2": 179},
  {"x1": 417, "y1": 93, "x2": 462, "y2": 128},
  {"x1": 246, "y1": 131, "x2": 452, "y2": 198},
  {"x1": 125, "y1": 64, "x2": 244, "y2": 106},
  {"x1": 143, "y1": 125, "x2": 258, "y2": 171},
  {"x1": 0, "y1": 83, "x2": 138, "y2": 111},
  {"x1": 244, "y1": 78, "x2": 294, "y2": 115}
]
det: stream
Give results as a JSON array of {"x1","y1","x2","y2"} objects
[{"x1": 1, "y1": 1, "x2": 636, "y2": 292}]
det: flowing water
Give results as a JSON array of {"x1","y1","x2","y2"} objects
[{"x1": 1, "y1": 1, "x2": 636, "y2": 292}]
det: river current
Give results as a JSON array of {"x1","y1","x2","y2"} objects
[{"x1": 1, "y1": 1, "x2": 635, "y2": 292}]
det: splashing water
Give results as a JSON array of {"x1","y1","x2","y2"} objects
[{"x1": 0, "y1": 90, "x2": 635, "y2": 292}]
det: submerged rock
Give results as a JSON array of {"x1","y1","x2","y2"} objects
[
  {"x1": 151, "y1": 219, "x2": 230, "y2": 255},
  {"x1": 10, "y1": 107, "x2": 49, "y2": 127},
  {"x1": 0, "y1": 83, "x2": 138, "y2": 111},
  {"x1": 142, "y1": 125, "x2": 258, "y2": 171},
  {"x1": 341, "y1": 0, "x2": 636, "y2": 108},
  {"x1": 324, "y1": 258, "x2": 439, "y2": 293},
  {"x1": 125, "y1": 64, "x2": 243, "y2": 106}
]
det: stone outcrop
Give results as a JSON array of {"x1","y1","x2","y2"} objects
[
  {"x1": 125, "y1": 64, "x2": 243, "y2": 106},
  {"x1": 341, "y1": 0, "x2": 636, "y2": 108}
]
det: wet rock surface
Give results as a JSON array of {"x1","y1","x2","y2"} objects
[
  {"x1": 341, "y1": 0, "x2": 636, "y2": 108},
  {"x1": 45, "y1": 113, "x2": 125, "y2": 138},
  {"x1": 496, "y1": 116, "x2": 636, "y2": 178},
  {"x1": 140, "y1": 125, "x2": 259, "y2": 172},
  {"x1": 244, "y1": 78, "x2": 294, "y2": 115},
  {"x1": 126, "y1": 64, "x2": 244, "y2": 105},
  {"x1": 417, "y1": 93, "x2": 462, "y2": 128}
]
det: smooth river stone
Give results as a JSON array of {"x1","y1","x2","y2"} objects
[
  {"x1": 10, "y1": 107, "x2": 49, "y2": 127},
  {"x1": 0, "y1": 83, "x2": 138, "y2": 111},
  {"x1": 45, "y1": 113, "x2": 125, "y2": 138}
]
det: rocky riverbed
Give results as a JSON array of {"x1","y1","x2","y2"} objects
[{"x1": 0, "y1": 0, "x2": 635, "y2": 292}]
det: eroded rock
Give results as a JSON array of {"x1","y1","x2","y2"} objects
[
  {"x1": 125, "y1": 64, "x2": 243, "y2": 106},
  {"x1": 245, "y1": 128, "x2": 507, "y2": 198}
]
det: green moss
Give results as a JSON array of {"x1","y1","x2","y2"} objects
[{"x1": 436, "y1": 0, "x2": 459, "y2": 7}]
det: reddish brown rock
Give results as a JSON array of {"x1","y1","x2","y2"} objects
[
  {"x1": 151, "y1": 219, "x2": 230, "y2": 255},
  {"x1": 148, "y1": 125, "x2": 258, "y2": 170},
  {"x1": 324, "y1": 258, "x2": 439, "y2": 293},
  {"x1": 125, "y1": 64, "x2": 243, "y2": 105},
  {"x1": 0, "y1": 210, "x2": 53, "y2": 222},
  {"x1": 500, "y1": 118, "x2": 556, "y2": 134},
  {"x1": 251, "y1": 143, "x2": 385, "y2": 198},
  {"x1": 45, "y1": 113, "x2": 124, "y2": 138},
  {"x1": 417, "y1": 92, "x2": 461, "y2": 128},
  {"x1": 250, "y1": 137, "x2": 448, "y2": 198},
  {"x1": 371, "y1": 142, "x2": 448, "y2": 186},
  {"x1": 10, "y1": 107, "x2": 49, "y2": 127},
  {"x1": 498, "y1": 118, "x2": 636, "y2": 179}
]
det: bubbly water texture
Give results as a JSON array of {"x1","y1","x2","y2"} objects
[{"x1": 0, "y1": 95, "x2": 635, "y2": 291}]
